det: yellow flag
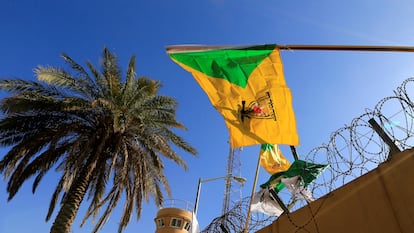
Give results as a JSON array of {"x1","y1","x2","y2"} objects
[
  {"x1": 259, "y1": 144, "x2": 291, "y2": 174},
  {"x1": 167, "y1": 44, "x2": 299, "y2": 148}
]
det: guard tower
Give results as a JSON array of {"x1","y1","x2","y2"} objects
[{"x1": 154, "y1": 199, "x2": 194, "y2": 233}]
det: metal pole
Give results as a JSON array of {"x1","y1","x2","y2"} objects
[
  {"x1": 290, "y1": 146, "x2": 299, "y2": 161},
  {"x1": 222, "y1": 147, "x2": 234, "y2": 216},
  {"x1": 243, "y1": 154, "x2": 262, "y2": 233},
  {"x1": 368, "y1": 118, "x2": 401, "y2": 159},
  {"x1": 194, "y1": 178, "x2": 202, "y2": 216},
  {"x1": 277, "y1": 44, "x2": 414, "y2": 52},
  {"x1": 167, "y1": 44, "x2": 414, "y2": 53},
  {"x1": 269, "y1": 189, "x2": 289, "y2": 214}
]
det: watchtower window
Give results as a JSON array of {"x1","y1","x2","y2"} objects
[
  {"x1": 156, "y1": 218, "x2": 165, "y2": 228},
  {"x1": 170, "y1": 218, "x2": 182, "y2": 228},
  {"x1": 184, "y1": 221, "x2": 191, "y2": 231}
]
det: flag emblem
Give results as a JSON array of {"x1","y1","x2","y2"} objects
[{"x1": 240, "y1": 92, "x2": 276, "y2": 122}]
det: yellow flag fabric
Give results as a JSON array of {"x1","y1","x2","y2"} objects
[
  {"x1": 259, "y1": 144, "x2": 291, "y2": 174},
  {"x1": 167, "y1": 45, "x2": 299, "y2": 148}
]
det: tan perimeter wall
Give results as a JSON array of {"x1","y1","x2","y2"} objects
[{"x1": 256, "y1": 148, "x2": 414, "y2": 233}]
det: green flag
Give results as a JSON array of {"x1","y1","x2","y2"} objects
[
  {"x1": 261, "y1": 160, "x2": 328, "y2": 192},
  {"x1": 282, "y1": 160, "x2": 328, "y2": 187}
]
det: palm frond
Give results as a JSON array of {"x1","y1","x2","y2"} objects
[
  {"x1": 60, "y1": 52, "x2": 89, "y2": 78},
  {"x1": 46, "y1": 176, "x2": 65, "y2": 221},
  {"x1": 102, "y1": 47, "x2": 122, "y2": 99},
  {"x1": 35, "y1": 66, "x2": 97, "y2": 100},
  {"x1": 123, "y1": 55, "x2": 136, "y2": 98},
  {"x1": 0, "y1": 79, "x2": 61, "y2": 96}
]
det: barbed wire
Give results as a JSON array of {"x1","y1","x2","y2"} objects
[
  {"x1": 201, "y1": 196, "x2": 274, "y2": 233},
  {"x1": 201, "y1": 77, "x2": 414, "y2": 233},
  {"x1": 305, "y1": 77, "x2": 414, "y2": 200}
]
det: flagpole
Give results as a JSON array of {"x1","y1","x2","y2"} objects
[
  {"x1": 243, "y1": 154, "x2": 262, "y2": 233},
  {"x1": 166, "y1": 44, "x2": 414, "y2": 53},
  {"x1": 277, "y1": 44, "x2": 414, "y2": 52}
]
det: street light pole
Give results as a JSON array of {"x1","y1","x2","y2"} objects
[
  {"x1": 193, "y1": 175, "x2": 246, "y2": 216},
  {"x1": 194, "y1": 177, "x2": 203, "y2": 216}
]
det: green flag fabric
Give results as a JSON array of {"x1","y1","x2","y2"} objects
[
  {"x1": 260, "y1": 160, "x2": 328, "y2": 193},
  {"x1": 282, "y1": 160, "x2": 328, "y2": 187}
]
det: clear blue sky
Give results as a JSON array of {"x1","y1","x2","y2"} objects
[{"x1": 1, "y1": 0, "x2": 414, "y2": 232}]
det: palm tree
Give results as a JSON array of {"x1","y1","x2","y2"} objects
[{"x1": 0, "y1": 47, "x2": 197, "y2": 233}]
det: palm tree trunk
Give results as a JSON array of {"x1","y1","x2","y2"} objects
[
  {"x1": 50, "y1": 162, "x2": 94, "y2": 233},
  {"x1": 50, "y1": 131, "x2": 109, "y2": 233}
]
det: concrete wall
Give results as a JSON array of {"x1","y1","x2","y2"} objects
[{"x1": 256, "y1": 148, "x2": 414, "y2": 233}]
